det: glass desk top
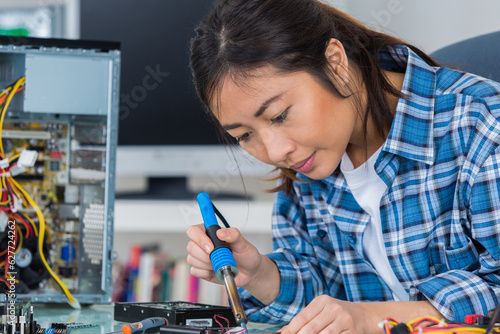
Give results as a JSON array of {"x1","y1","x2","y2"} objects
[{"x1": 31, "y1": 304, "x2": 280, "y2": 334}]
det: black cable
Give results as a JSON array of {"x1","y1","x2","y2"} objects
[
  {"x1": 212, "y1": 203, "x2": 230, "y2": 228},
  {"x1": 485, "y1": 304, "x2": 500, "y2": 334}
]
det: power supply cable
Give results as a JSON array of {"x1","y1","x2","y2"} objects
[{"x1": 0, "y1": 76, "x2": 25, "y2": 157}]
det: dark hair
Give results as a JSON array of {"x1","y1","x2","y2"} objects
[{"x1": 190, "y1": 0, "x2": 438, "y2": 195}]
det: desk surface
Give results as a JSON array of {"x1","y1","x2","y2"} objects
[{"x1": 33, "y1": 304, "x2": 280, "y2": 333}]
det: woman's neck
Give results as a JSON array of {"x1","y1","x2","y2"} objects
[{"x1": 347, "y1": 70, "x2": 405, "y2": 168}]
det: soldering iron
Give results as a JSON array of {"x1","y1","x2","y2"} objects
[{"x1": 196, "y1": 192, "x2": 248, "y2": 327}]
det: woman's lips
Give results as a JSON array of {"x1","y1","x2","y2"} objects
[{"x1": 292, "y1": 152, "x2": 316, "y2": 173}]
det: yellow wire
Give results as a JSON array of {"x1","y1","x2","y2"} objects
[
  {"x1": 407, "y1": 316, "x2": 445, "y2": 331},
  {"x1": 0, "y1": 175, "x2": 11, "y2": 205},
  {"x1": 9, "y1": 176, "x2": 78, "y2": 307},
  {"x1": 8, "y1": 152, "x2": 21, "y2": 162},
  {"x1": 0, "y1": 77, "x2": 25, "y2": 157},
  {"x1": 9, "y1": 179, "x2": 24, "y2": 199},
  {"x1": 409, "y1": 326, "x2": 492, "y2": 334},
  {"x1": 386, "y1": 315, "x2": 500, "y2": 334},
  {"x1": 0, "y1": 86, "x2": 13, "y2": 99},
  {"x1": 9, "y1": 177, "x2": 29, "y2": 205},
  {"x1": 23, "y1": 213, "x2": 38, "y2": 237}
]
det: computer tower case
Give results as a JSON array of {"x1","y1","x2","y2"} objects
[{"x1": 0, "y1": 35, "x2": 120, "y2": 305}]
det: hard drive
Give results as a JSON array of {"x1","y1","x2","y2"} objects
[{"x1": 114, "y1": 301, "x2": 237, "y2": 328}]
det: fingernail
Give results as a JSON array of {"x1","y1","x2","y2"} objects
[
  {"x1": 204, "y1": 245, "x2": 212, "y2": 253},
  {"x1": 219, "y1": 230, "x2": 229, "y2": 238}
]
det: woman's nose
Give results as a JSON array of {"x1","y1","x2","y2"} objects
[{"x1": 260, "y1": 129, "x2": 294, "y2": 165}]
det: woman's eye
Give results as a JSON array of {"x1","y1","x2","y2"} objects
[
  {"x1": 236, "y1": 132, "x2": 251, "y2": 143},
  {"x1": 271, "y1": 108, "x2": 290, "y2": 125}
]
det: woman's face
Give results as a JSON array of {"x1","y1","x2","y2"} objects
[{"x1": 214, "y1": 67, "x2": 362, "y2": 180}]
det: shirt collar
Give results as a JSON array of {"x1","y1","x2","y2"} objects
[
  {"x1": 309, "y1": 45, "x2": 437, "y2": 187},
  {"x1": 381, "y1": 45, "x2": 436, "y2": 165}
]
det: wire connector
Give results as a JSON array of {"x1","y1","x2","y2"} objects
[
  {"x1": 12, "y1": 195, "x2": 22, "y2": 213},
  {"x1": 0, "y1": 158, "x2": 9, "y2": 169},
  {"x1": 0, "y1": 210, "x2": 8, "y2": 232},
  {"x1": 10, "y1": 165, "x2": 26, "y2": 176},
  {"x1": 18, "y1": 149, "x2": 38, "y2": 168}
]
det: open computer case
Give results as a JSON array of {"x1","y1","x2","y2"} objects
[{"x1": 0, "y1": 35, "x2": 120, "y2": 305}]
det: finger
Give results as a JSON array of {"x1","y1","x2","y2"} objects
[
  {"x1": 284, "y1": 299, "x2": 335, "y2": 334},
  {"x1": 186, "y1": 252, "x2": 213, "y2": 271},
  {"x1": 186, "y1": 239, "x2": 209, "y2": 259},
  {"x1": 189, "y1": 266, "x2": 218, "y2": 283},
  {"x1": 216, "y1": 227, "x2": 255, "y2": 254},
  {"x1": 287, "y1": 317, "x2": 331, "y2": 334},
  {"x1": 186, "y1": 224, "x2": 214, "y2": 254}
]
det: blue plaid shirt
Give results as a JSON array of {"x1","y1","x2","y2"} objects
[{"x1": 239, "y1": 45, "x2": 500, "y2": 324}]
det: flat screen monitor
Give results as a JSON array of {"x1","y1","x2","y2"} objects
[{"x1": 80, "y1": 0, "x2": 271, "y2": 184}]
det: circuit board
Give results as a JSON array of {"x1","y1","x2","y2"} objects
[{"x1": 0, "y1": 119, "x2": 109, "y2": 298}]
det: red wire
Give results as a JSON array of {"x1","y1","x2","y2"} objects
[
  {"x1": 3, "y1": 178, "x2": 16, "y2": 212},
  {"x1": 214, "y1": 314, "x2": 230, "y2": 330},
  {"x1": 11, "y1": 212, "x2": 32, "y2": 238},
  {"x1": 0, "y1": 86, "x2": 24, "y2": 105},
  {"x1": 0, "y1": 276, "x2": 11, "y2": 290},
  {"x1": 17, "y1": 212, "x2": 35, "y2": 237}
]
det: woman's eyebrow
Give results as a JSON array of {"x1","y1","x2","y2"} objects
[
  {"x1": 253, "y1": 93, "x2": 284, "y2": 118},
  {"x1": 222, "y1": 92, "x2": 284, "y2": 131}
]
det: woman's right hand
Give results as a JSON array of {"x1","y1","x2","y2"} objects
[
  {"x1": 186, "y1": 224, "x2": 280, "y2": 305},
  {"x1": 186, "y1": 224, "x2": 263, "y2": 288}
]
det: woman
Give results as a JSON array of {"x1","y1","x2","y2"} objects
[{"x1": 186, "y1": 0, "x2": 500, "y2": 332}]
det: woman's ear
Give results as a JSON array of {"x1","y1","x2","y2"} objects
[{"x1": 325, "y1": 38, "x2": 349, "y2": 84}]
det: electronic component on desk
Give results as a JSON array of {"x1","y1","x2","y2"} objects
[
  {"x1": 159, "y1": 325, "x2": 224, "y2": 334},
  {"x1": 0, "y1": 299, "x2": 40, "y2": 334},
  {"x1": 35, "y1": 329, "x2": 66, "y2": 334},
  {"x1": 64, "y1": 322, "x2": 99, "y2": 330},
  {"x1": 160, "y1": 326, "x2": 279, "y2": 334},
  {"x1": 114, "y1": 302, "x2": 237, "y2": 328}
]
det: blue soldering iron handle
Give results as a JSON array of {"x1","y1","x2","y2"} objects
[{"x1": 196, "y1": 192, "x2": 238, "y2": 282}]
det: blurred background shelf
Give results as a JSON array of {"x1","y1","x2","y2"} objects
[
  {"x1": 114, "y1": 199, "x2": 273, "y2": 234},
  {"x1": 113, "y1": 199, "x2": 274, "y2": 260}
]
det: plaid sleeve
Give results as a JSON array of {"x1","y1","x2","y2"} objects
[
  {"x1": 240, "y1": 185, "x2": 336, "y2": 324},
  {"x1": 412, "y1": 98, "x2": 500, "y2": 321}
]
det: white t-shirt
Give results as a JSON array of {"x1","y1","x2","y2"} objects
[{"x1": 340, "y1": 147, "x2": 409, "y2": 301}]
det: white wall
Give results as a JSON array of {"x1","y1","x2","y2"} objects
[{"x1": 325, "y1": 0, "x2": 500, "y2": 53}]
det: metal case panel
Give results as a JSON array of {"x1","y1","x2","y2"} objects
[{"x1": 24, "y1": 54, "x2": 111, "y2": 115}]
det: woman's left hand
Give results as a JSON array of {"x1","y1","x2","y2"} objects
[
  {"x1": 279, "y1": 296, "x2": 444, "y2": 334},
  {"x1": 280, "y1": 295, "x2": 375, "y2": 334}
]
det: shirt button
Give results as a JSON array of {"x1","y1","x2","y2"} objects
[
  {"x1": 347, "y1": 235, "x2": 356, "y2": 244},
  {"x1": 317, "y1": 230, "x2": 327, "y2": 239}
]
